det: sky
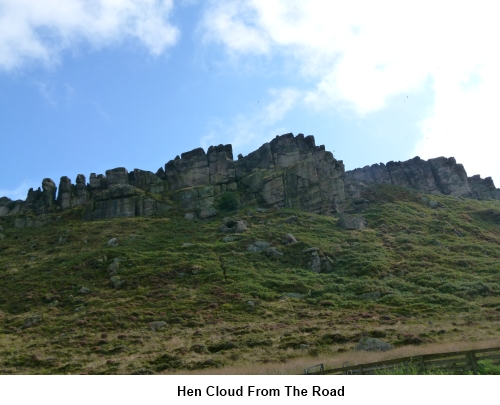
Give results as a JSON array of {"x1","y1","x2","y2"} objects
[{"x1": 1, "y1": 0, "x2": 499, "y2": 200}]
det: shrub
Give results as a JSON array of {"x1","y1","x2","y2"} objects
[{"x1": 218, "y1": 192, "x2": 239, "y2": 212}]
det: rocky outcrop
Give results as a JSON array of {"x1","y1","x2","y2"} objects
[
  {"x1": 468, "y1": 175, "x2": 500, "y2": 200},
  {"x1": 1, "y1": 133, "x2": 499, "y2": 227},
  {"x1": 345, "y1": 156, "x2": 499, "y2": 200},
  {"x1": 236, "y1": 133, "x2": 346, "y2": 214},
  {"x1": 57, "y1": 174, "x2": 89, "y2": 210}
]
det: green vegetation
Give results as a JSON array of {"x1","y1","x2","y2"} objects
[
  {"x1": 0, "y1": 184, "x2": 499, "y2": 374},
  {"x1": 376, "y1": 360, "x2": 500, "y2": 375},
  {"x1": 217, "y1": 192, "x2": 239, "y2": 212}
]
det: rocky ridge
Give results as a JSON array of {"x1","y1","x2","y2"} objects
[{"x1": 1, "y1": 133, "x2": 499, "y2": 227}]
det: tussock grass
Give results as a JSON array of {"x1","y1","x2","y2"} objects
[{"x1": 1, "y1": 184, "x2": 500, "y2": 374}]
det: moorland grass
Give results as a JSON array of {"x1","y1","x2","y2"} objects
[{"x1": 0, "y1": 184, "x2": 499, "y2": 374}]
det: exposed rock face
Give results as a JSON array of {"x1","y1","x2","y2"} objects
[
  {"x1": 468, "y1": 175, "x2": 500, "y2": 200},
  {"x1": 57, "y1": 175, "x2": 89, "y2": 210},
  {"x1": 1, "y1": 133, "x2": 499, "y2": 227},
  {"x1": 345, "y1": 155, "x2": 499, "y2": 200},
  {"x1": 236, "y1": 133, "x2": 345, "y2": 214}
]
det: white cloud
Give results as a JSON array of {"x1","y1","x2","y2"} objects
[
  {"x1": 0, "y1": 180, "x2": 36, "y2": 200},
  {"x1": 0, "y1": 0, "x2": 180, "y2": 71},
  {"x1": 200, "y1": 0, "x2": 500, "y2": 183},
  {"x1": 36, "y1": 81, "x2": 57, "y2": 106},
  {"x1": 201, "y1": 87, "x2": 299, "y2": 153}
]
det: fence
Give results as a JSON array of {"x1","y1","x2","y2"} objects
[{"x1": 304, "y1": 346, "x2": 500, "y2": 375}]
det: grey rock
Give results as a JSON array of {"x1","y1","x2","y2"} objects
[
  {"x1": 0, "y1": 234, "x2": 5, "y2": 239},
  {"x1": 79, "y1": 287, "x2": 91, "y2": 294},
  {"x1": 74, "y1": 306, "x2": 85, "y2": 312},
  {"x1": 108, "y1": 238, "x2": 118, "y2": 246},
  {"x1": 255, "y1": 208, "x2": 267, "y2": 213},
  {"x1": 182, "y1": 243, "x2": 194, "y2": 247},
  {"x1": 58, "y1": 237, "x2": 66, "y2": 244},
  {"x1": 108, "y1": 261, "x2": 120, "y2": 275},
  {"x1": 284, "y1": 233, "x2": 298, "y2": 244},
  {"x1": 221, "y1": 235, "x2": 236, "y2": 242},
  {"x1": 219, "y1": 219, "x2": 248, "y2": 233},
  {"x1": 48, "y1": 300, "x2": 59, "y2": 307},
  {"x1": 150, "y1": 321, "x2": 167, "y2": 331},
  {"x1": 337, "y1": 213, "x2": 367, "y2": 230},
  {"x1": 199, "y1": 206, "x2": 218, "y2": 219},
  {"x1": 322, "y1": 260, "x2": 333, "y2": 272},
  {"x1": 286, "y1": 216, "x2": 298, "y2": 223},
  {"x1": 303, "y1": 247, "x2": 319, "y2": 253},
  {"x1": 185, "y1": 213, "x2": 196, "y2": 220},
  {"x1": 429, "y1": 200, "x2": 439, "y2": 209},
  {"x1": 355, "y1": 337, "x2": 392, "y2": 351},
  {"x1": 246, "y1": 300, "x2": 255, "y2": 308},
  {"x1": 110, "y1": 276, "x2": 124, "y2": 288},
  {"x1": 0, "y1": 226, "x2": 4, "y2": 231},
  {"x1": 299, "y1": 344, "x2": 310, "y2": 349},
  {"x1": 266, "y1": 247, "x2": 284, "y2": 257},
  {"x1": 247, "y1": 241, "x2": 271, "y2": 252},
  {"x1": 309, "y1": 251, "x2": 321, "y2": 273}
]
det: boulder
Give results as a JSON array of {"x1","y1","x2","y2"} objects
[
  {"x1": 247, "y1": 241, "x2": 271, "y2": 253},
  {"x1": 309, "y1": 251, "x2": 321, "y2": 273},
  {"x1": 355, "y1": 337, "x2": 392, "y2": 351},
  {"x1": 79, "y1": 287, "x2": 91, "y2": 294},
  {"x1": 337, "y1": 213, "x2": 367, "y2": 230},
  {"x1": 108, "y1": 260, "x2": 120, "y2": 275},
  {"x1": 266, "y1": 247, "x2": 284, "y2": 257},
  {"x1": 108, "y1": 238, "x2": 118, "y2": 246},
  {"x1": 218, "y1": 219, "x2": 248, "y2": 233},
  {"x1": 284, "y1": 233, "x2": 298, "y2": 244},
  {"x1": 199, "y1": 206, "x2": 218, "y2": 219},
  {"x1": 110, "y1": 276, "x2": 124, "y2": 288},
  {"x1": 150, "y1": 321, "x2": 167, "y2": 331}
]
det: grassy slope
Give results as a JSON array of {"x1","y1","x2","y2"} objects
[{"x1": 0, "y1": 184, "x2": 499, "y2": 374}]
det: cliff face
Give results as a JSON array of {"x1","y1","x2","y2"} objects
[
  {"x1": 1, "y1": 133, "x2": 499, "y2": 227},
  {"x1": 344, "y1": 156, "x2": 500, "y2": 200}
]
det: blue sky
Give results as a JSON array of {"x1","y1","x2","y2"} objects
[{"x1": 1, "y1": 0, "x2": 498, "y2": 200}]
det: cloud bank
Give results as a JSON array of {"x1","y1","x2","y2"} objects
[
  {"x1": 0, "y1": 0, "x2": 180, "y2": 70},
  {"x1": 200, "y1": 0, "x2": 500, "y2": 182}
]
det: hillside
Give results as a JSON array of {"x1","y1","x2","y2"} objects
[{"x1": 1, "y1": 183, "x2": 500, "y2": 374}]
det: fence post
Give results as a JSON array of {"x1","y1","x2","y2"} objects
[
  {"x1": 419, "y1": 355, "x2": 425, "y2": 373},
  {"x1": 469, "y1": 351, "x2": 478, "y2": 375}
]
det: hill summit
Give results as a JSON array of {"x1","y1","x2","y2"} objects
[{"x1": 1, "y1": 133, "x2": 499, "y2": 227}]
